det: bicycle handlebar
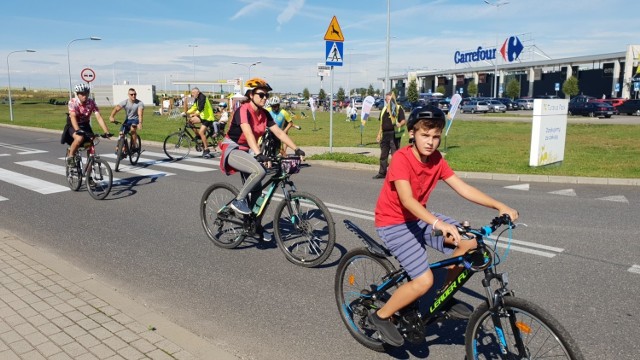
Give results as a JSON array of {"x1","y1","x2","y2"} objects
[{"x1": 432, "y1": 214, "x2": 514, "y2": 238}]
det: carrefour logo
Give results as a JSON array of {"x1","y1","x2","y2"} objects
[
  {"x1": 454, "y1": 35, "x2": 523, "y2": 64},
  {"x1": 500, "y1": 36, "x2": 524, "y2": 62}
]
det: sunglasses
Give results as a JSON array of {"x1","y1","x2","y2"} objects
[
  {"x1": 255, "y1": 92, "x2": 269, "y2": 99},
  {"x1": 129, "y1": 93, "x2": 137, "y2": 96}
]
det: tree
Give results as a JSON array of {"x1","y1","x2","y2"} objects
[
  {"x1": 562, "y1": 76, "x2": 579, "y2": 98},
  {"x1": 436, "y1": 85, "x2": 446, "y2": 96},
  {"x1": 467, "y1": 81, "x2": 478, "y2": 97},
  {"x1": 505, "y1": 79, "x2": 521, "y2": 99},
  {"x1": 336, "y1": 87, "x2": 345, "y2": 102},
  {"x1": 318, "y1": 89, "x2": 327, "y2": 103},
  {"x1": 302, "y1": 88, "x2": 310, "y2": 100},
  {"x1": 367, "y1": 84, "x2": 375, "y2": 96},
  {"x1": 407, "y1": 79, "x2": 419, "y2": 103}
]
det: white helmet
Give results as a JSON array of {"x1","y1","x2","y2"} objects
[
  {"x1": 270, "y1": 96, "x2": 281, "y2": 105},
  {"x1": 74, "y1": 83, "x2": 90, "y2": 93}
]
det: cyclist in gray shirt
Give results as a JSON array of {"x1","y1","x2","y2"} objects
[{"x1": 109, "y1": 88, "x2": 144, "y2": 150}]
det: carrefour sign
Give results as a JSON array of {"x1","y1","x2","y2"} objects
[{"x1": 454, "y1": 36, "x2": 524, "y2": 64}]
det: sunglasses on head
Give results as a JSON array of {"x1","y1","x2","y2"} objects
[{"x1": 255, "y1": 92, "x2": 269, "y2": 99}]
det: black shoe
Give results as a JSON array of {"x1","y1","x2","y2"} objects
[
  {"x1": 372, "y1": 173, "x2": 386, "y2": 179},
  {"x1": 367, "y1": 311, "x2": 404, "y2": 347},
  {"x1": 441, "y1": 298, "x2": 472, "y2": 320},
  {"x1": 202, "y1": 150, "x2": 214, "y2": 159}
]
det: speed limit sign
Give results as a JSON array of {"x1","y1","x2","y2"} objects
[{"x1": 80, "y1": 68, "x2": 96, "y2": 83}]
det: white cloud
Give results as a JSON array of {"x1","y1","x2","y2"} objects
[{"x1": 277, "y1": 0, "x2": 305, "y2": 30}]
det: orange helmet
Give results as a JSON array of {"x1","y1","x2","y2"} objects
[{"x1": 245, "y1": 77, "x2": 272, "y2": 92}]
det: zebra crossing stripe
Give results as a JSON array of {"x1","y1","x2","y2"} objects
[
  {"x1": 103, "y1": 161, "x2": 175, "y2": 177},
  {"x1": 0, "y1": 142, "x2": 47, "y2": 154},
  {"x1": 101, "y1": 154, "x2": 214, "y2": 172},
  {"x1": 0, "y1": 167, "x2": 69, "y2": 194},
  {"x1": 0, "y1": 195, "x2": 8, "y2": 201},
  {"x1": 18, "y1": 160, "x2": 122, "y2": 183},
  {"x1": 142, "y1": 151, "x2": 219, "y2": 165}
]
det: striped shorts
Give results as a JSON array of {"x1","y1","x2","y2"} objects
[{"x1": 376, "y1": 213, "x2": 458, "y2": 279}]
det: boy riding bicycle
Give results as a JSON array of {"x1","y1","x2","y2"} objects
[{"x1": 369, "y1": 105, "x2": 519, "y2": 347}]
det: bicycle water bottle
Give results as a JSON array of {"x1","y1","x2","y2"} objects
[{"x1": 252, "y1": 194, "x2": 266, "y2": 213}]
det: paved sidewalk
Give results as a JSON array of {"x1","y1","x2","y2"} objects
[{"x1": 0, "y1": 230, "x2": 238, "y2": 360}]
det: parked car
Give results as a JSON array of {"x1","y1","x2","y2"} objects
[
  {"x1": 614, "y1": 99, "x2": 640, "y2": 116},
  {"x1": 374, "y1": 98, "x2": 385, "y2": 110},
  {"x1": 568, "y1": 95, "x2": 596, "y2": 106},
  {"x1": 568, "y1": 101, "x2": 614, "y2": 118},
  {"x1": 496, "y1": 98, "x2": 518, "y2": 110},
  {"x1": 460, "y1": 100, "x2": 490, "y2": 113},
  {"x1": 487, "y1": 99, "x2": 507, "y2": 113},
  {"x1": 515, "y1": 98, "x2": 534, "y2": 110},
  {"x1": 593, "y1": 98, "x2": 627, "y2": 109}
]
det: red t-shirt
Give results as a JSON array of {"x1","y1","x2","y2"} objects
[{"x1": 374, "y1": 145, "x2": 454, "y2": 227}]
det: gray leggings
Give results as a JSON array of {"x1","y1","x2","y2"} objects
[{"x1": 226, "y1": 149, "x2": 266, "y2": 200}]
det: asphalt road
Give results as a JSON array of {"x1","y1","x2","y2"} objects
[{"x1": 1, "y1": 126, "x2": 639, "y2": 359}]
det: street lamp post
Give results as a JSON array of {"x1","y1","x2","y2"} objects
[
  {"x1": 384, "y1": 0, "x2": 390, "y2": 94},
  {"x1": 7, "y1": 49, "x2": 36, "y2": 122},
  {"x1": 188, "y1": 44, "x2": 198, "y2": 81},
  {"x1": 484, "y1": 0, "x2": 509, "y2": 98},
  {"x1": 231, "y1": 61, "x2": 261, "y2": 79},
  {"x1": 67, "y1": 36, "x2": 101, "y2": 99}
]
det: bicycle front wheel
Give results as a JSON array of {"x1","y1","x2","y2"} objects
[
  {"x1": 65, "y1": 157, "x2": 82, "y2": 191},
  {"x1": 129, "y1": 135, "x2": 141, "y2": 165},
  {"x1": 335, "y1": 248, "x2": 397, "y2": 352},
  {"x1": 115, "y1": 137, "x2": 125, "y2": 172},
  {"x1": 86, "y1": 158, "x2": 113, "y2": 200},
  {"x1": 273, "y1": 191, "x2": 336, "y2": 267},
  {"x1": 163, "y1": 132, "x2": 191, "y2": 160},
  {"x1": 465, "y1": 296, "x2": 584, "y2": 360},
  {"x1": 200, "y1": 183, "x2": 246, "y2": 249}
]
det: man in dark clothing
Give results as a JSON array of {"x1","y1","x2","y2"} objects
[{"x1": 373, "y1": 92, "x2": 406, "y2": 179}]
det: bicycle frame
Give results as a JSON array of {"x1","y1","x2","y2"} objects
[{"x1": 250, "y1": 164, "x2": 296, "y2": 216}]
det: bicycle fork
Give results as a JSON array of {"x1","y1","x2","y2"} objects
[{"x1": 482, "y1": 272, "x2": 527, "y2": 356}]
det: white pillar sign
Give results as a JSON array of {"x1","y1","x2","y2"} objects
[{"x1": 529, "y1": 99, "x2": 569, "y2": 166}]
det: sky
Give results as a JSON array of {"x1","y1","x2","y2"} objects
[{"x1": 2, "y1": 0, "x2": 639, "y2": 95}]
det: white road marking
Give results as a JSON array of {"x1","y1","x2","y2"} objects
[
  {"x1": 628, "y1": 265, "x2": 640, "y2": 275},
  {"x1": 101, "y1": 154, "x2": 214, "y2": 172},
  {"x1": 504, "y1": 183, "x2": 530, "y2": 191},
  {"x1": 596, "y1": 195, "x2": 629, "y2": 203},
  {"x1": 549, "y1": 189, "x2": 576, "y2": 196},
  {"x1": 0, "y1": 167, "x2": 69, "y2": 194}
]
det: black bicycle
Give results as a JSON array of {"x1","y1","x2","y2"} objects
[
  {"x1": 65, "y1": 132, "x2": 113, "y2": 200},
  {"x1": 200, "y1": 155, "x2": 336, "y2": 268},
  {"x1": 112, "y1": 121, "x2": 142, "y2": 172},
  {"x1": 335, "y1": 215, "x2": 584, "y2": 359},
  {"x1": 163, "y1": 115, "x2": 225, "y2": 160}
]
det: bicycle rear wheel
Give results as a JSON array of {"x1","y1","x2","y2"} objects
[
  {"x1": 273, "y1": 191, "x2": 336, "y2": 267},
  {"x1": 335, "y1": 248, "x2": 397, "y2": 352},
  {"x1": 86, "y1": 158, "x2": 113, "y2": 200},
  {"x1": 115, "y1": 137, "x2": 125, "y2": 172},
  {"x1": 200, "y1": 183, "x2": 246, "y2": 249},
  {"x1": 129, "y1": 135, "x2": 141, "y2": 165},
  {"x1": 465, "y1": 296, "x2": 584, "y2": 360},
  {"x1": 163, "y1": 131, "x2": 191, "y2": 160},
  {"x1": 65, "y1": 156, "x2": 82, "y2": 191}
]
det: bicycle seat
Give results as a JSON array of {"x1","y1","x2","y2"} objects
[{"x1": 343, "y1": 220, "x2": 391, "y2": 257}]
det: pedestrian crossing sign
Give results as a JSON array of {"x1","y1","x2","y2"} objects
[{"x1": 325, "y1": 41, "x2": 343, "y2": 67}]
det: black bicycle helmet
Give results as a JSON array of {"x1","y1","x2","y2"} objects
[{"x1": 407, "y1": 105, "x2": 446, "y2": 131}]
